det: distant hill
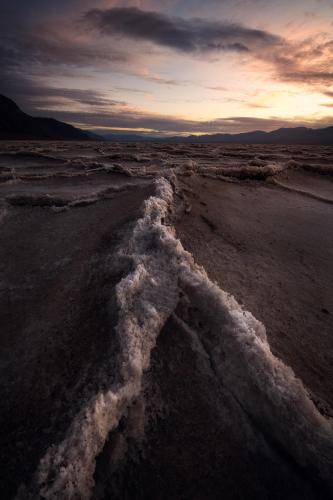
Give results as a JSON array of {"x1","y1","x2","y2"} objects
[
  {"x1": 173, "y1": 127, "x2": 333, "y2": 145},
  {"x1": 0, "y1": 95, "x2": 90, "y2": 140},
  {"x1": 103, "y1": 126, "x2": 333, "y2": 145}
]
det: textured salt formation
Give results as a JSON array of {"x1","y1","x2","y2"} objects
[
  {"x1": 5, "y1": 181, "x2": 152, "y2": 209},
  {"x1": 20, "y1": 176, "x2": 333, "y2": 499},
  {"x1": 198, "y1": 162, "x2": 287, "y2": 179},
  {"x1": 19, "y1": 178, "x2": 179, "y2": 499},
  {"x1": 272, "y1": 177, "x2": 333, "y2": 204},
  {"x1": 1, "y1": 142, "x2": 332, "y2": 183},
  {"x1": 0, "y1": 141, "x2": 331, "y2": 498}
]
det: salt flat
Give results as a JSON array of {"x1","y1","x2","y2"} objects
[{"x1": 0, "y1": 141, "x2": 332, "y2": 499}]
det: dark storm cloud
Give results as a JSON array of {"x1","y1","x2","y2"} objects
[
  {"x1": 0, "y1": 31, "x2": 130, "y2": 69},
  {"x1": 84, "y1": 7, "x2": 281, "y2": 54},
  {"x1": 2, "y1": 3, "x2": 331, "y2": 95},
  {"x1": 84, "y1": 7, "x2": 333, "y2": 90},
  {"x1": 27, "y1": 87, "x2": 125, "y2": 109},
  {"x1": 0, "y1": 71, "x2": 124, "y2": 114},
  {"x1": 0, "y1": 25, "x2": 184, "y2": 110}
]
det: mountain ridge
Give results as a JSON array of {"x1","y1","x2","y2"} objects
[
  {"x1": 1, "y1": 94, "x2": 332, "y2": 144},
  {"x1": 0, "y1": 94, "x2": 90, "y2": 140},
  {"x1": 103, "y1": 125, "x2": 333, "y2": 144}
]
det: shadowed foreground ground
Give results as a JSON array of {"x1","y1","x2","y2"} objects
[
  {"x1": 0, "y1": 142, "x2": 332, "y2": 499},
  {"x1": 175, "y1": 175, "x2": 333, "y2": 412},
  {"x1": 92, "y1": 173, "x2": 333, "y2": 500},
  {"x1": 0, "y1": 181, "x2": 153, "y2": 498},
  {"x1": 93, "y1": 315, "x2": 326, "y2": 500}
]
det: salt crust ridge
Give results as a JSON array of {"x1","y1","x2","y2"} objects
[{"x1": 19, "y1": 176, "x2": 333, "y2": 499}]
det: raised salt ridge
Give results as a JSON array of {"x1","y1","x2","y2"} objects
[{"x1": 19, "y1": 176, "x2": 333, "y2": 499}]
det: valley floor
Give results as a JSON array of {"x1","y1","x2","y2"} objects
[{"x1": 0, "y1": 141, "x2": 332, "y2": 499}]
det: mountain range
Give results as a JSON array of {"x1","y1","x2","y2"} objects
[
  {"x1": 1, "y1": 94, "x2": 332, "y2": 144},
  {"x1": 0, "y1": 94, "x2": 89, "y2": 140},
  {"x1": 103, "y1": 126, "x2": 333, "y2": 144}
]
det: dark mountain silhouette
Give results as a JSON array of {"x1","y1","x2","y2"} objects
[
  {"x1": 103, "y1": 126, "x2": 333, "y2": 144},
  {"x1": 1, "y1": 94, "x2": 332, "y2": 144},
  {"x1": 174, "y1": 126, "x2": 333, "y2": 144},
  {"x1": 0, "y1": 95, "x2": 90, "y2": 140}
]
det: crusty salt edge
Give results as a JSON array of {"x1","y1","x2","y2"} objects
[
  {"x1": 272, "y1": 177, "x2": 333, "y2": 205},
  {"x1": 22, "y1": 177, "x2": 333, "y2": 499},
  {"x1": 178, "y1": 264, "x2": 333, "y2": 485},
  {"x1": 19, "y1": 178, "x2": 178, "y2": 499},
  {"x1": 197, "y1": 162, "x2": 287, "y2": 179},
  {"x1": 6, "y1": 181, "x2": 152, "y2": 209}
]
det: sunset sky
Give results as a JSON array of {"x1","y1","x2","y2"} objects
[{"x1": 1, "y1": 0, "x2": 333, "y2": 135}]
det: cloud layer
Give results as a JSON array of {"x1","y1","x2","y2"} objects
[
  {"x1": 1, "y1": 1, "x2": 332, "y2": 134},
  {"x1": 38, "y1": 106, "x2": 333, "y2": 135},
  {"x1": 84, "y1": 7, "x2": 282, "y2": 54},
  {"x1": 84, "y1": 6, "x2": 333, "y2": 89}
]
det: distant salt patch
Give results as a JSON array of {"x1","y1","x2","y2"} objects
[
  {"x1": 197, "y1": 158, "x2": 333, "y2": 181},
  {"x1": 5, "y1": 181, "x2": 152, "y2": 210},
  {"x1": 22, "y1": 176, "x2": 333, "y2": 499},
  {"x1": 105, "y1": 158, "x2": 198, "y2": 179},
  {"x1": 198, "y1": 162, "x2": 288, "y2": 180}
]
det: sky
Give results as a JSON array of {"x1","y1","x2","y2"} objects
[{"x1": 1, "y1": 0, "x2": 333, "y2": 135}]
